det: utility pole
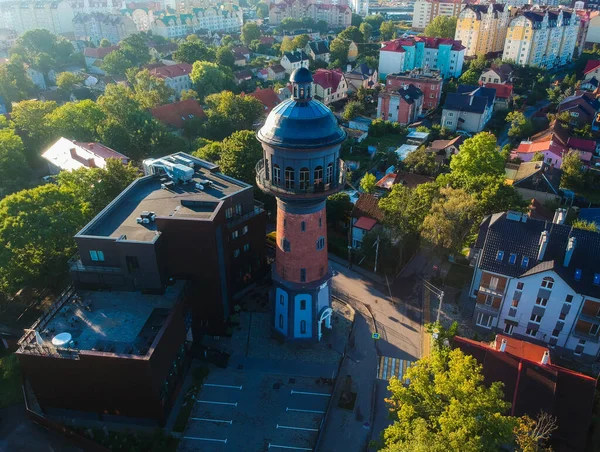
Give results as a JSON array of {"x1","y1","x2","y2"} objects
[
  {"x1": 423, "y1": 278, "x2": 444, "y2": 324},
  {"x1": 435, "y1": 290, "x2": 445, "y2": 324},
  {"x1": 373, "y1": 235, "x2": 380, "y2": 273}
]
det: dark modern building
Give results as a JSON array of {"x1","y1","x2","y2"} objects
[
  {"x1": 17, "y1": 152, "x2": 267, "y2": 423},
  {"x1": 256, "y1": 68, "x2": 346, "y2": 341}
]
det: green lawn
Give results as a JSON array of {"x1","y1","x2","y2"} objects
[
  {"x1": 0, "y1": 353, "x2": 23, "y2": 408},
  {"x1": 444, "y1": 264, "x2": 474, "y2": 289},
  {"x1": 360, "y1": 134, "x2": 405, "y2": 152}
]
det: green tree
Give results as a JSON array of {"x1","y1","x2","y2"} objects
[
  {"x1": 360, "y1": 173, "x2": 377, "y2": 193},
  {"x1": 364, "y1": 14, "x2": 385, "y2": 30},
  {"x1": 359, "y1": 22, "x2": 373, "y2": 42},
  {"x1": 458, "y1": 69, "x2": 480, "y2": 85},
  {"x1": 221, "y1": 35, "x2": 234, "y2": 47},
  {"x1": 381, "y1": 347, "x2": 515, "y2": 452},
  {"x1": 449, "y1": 132, "x2": 504, "y2": 188},
  {"x1": 193, "y1": 141, "x2": 222, "y2": 163},
  {"x1": 120, "y1": 33, "x2": 150, "y2": 67},
  {"x1": 10, "y1": 29, "x2": 74, "y2": 72},
  {"x1": 101, "y1": 50, "x2": 132, "y2": 76},
  {"x1": 217, "y1": 130, "x2": 263, "y2": 184},
  {"x1": 560, "y1": 150, "x2": 586, "y2": 192},
  {"x1": 99, "y1": 38, "x2": 112, "y2": 48},
  {"x1": 241, "y1": 23, "x2": 261, "y2": 45},
  {"x1": 506, "y1": 111, "x2": 533, "y2": 141},
  {"x1": 338, "y1": 26, "x2": 364, "y2": 44},
  {"x1": 56, "y1": 71, "x2": 82, "y2": 94},
  {"x1": 0, "y1": 57, "x2": 36, "y2": 108},
  {"x1": 532, "y1": 151, "x2": 545, "y2": 162},
  {"x1": 424, "y1": 16, "x2": 457, "y2": 39},
  {"x1": 420, "y1": 187, "x2": 478, "y2": 250},
  {"x1": 0, "y1": 184, "x2": 88, "y2": 294},
  {"x1": 315, "y1": 20, "x2": 329, "y2": 34},
  {"x1": 57, "y1": 158, "x2": 140, "y2": 215},
  {"x1": 203, "y1": 91, "x2": 263, "y2": 140},
  {"x1": 128, "y1": 68, "x2": 173, "y2": 109},
  {"x1": 173, "y1": 40, "x2": 216, "y2": 64},
  {"x1": 11, "y1": 99, "x2": 57, "y2": 163},
  {"x1": 342, "y1": 100, "x2": 363, "y2": 121},
  {"x1": 572, "y1": 219, "x2": 598, "y2": 232},
  {"x1": 216, "y1": 46, "x2": 236, "y2": 68},
  {"x1": 190, "y1": 61, "x2": 233, "y2": 100},
  {"x1": 46, "y1": 99, "x2": 105, "y2": 142},
  {"x1": 329, "y1": 38, "x2": 350, "y2": 66},
  {"x1": 0, "y1": 129, "x2": 31, "y2": 197},
  {"x1": 180, "y1": 89, "x2": 199, "y2": 101},
  {"x1": 280, "y1": 37, "x2": 295, "y2": 54},
  {"x1": 256, "y1": 1, "x2": 268, "y2": 18},
  {"x1": 380, "y1": 21, "x2": 396, "y2": 41},
  {"x1": 326, "y1": 192, "x2": 353, "y2": 228},
  {"x1": 351, "y1": 13, "x2": 363, "y2": 27},
  {"x1": 403, "y1": 147, "x2": 437, "y2": 176}
]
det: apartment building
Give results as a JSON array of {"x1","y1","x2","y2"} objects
[
  {"x1": 455, "y1": 4, "x2": 511, "y2": 57},
  {"x1": 149, "y1": 63, "x2": 193, "y2": 98},
  {"x1": 412, "y1": 0, "x2": 463, "y2": 31},
  {"x1": 503, "y1": 8, "x2": 579, "y2": 69},
  {"x1": 269, "y1": 0, "x2": 352, "y2": 28},
  {"x1": 145, "y1": 7, "x2": 243, "y2": 38},
  {"x1": 470, "y1": 210, "x2": 600, "y2": 361},
  {"x1": 0, "y1": 1, "x2": 74, "y2": 35},
  {"x1": 441, "y1": 85, "x2": 495, "y2": 132},
  {"x1": 73, "y1": 13, "x2": 137, "y2": 45},
  {"x1": 378, "y1": 36, "x2": 465, "y2": 80},
  {"x1": 383, "y1": 70, "x2": 443, "y2": 110},
  {"x1": 377, "y1": 84, "x2": 423, "y2": 125},
  {"x1": 349, "y1": 0, "x2": 368, "y2": 17}
]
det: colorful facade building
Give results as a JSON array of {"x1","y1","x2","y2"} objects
[
  {"x1": 412, "y1": 0, "x2": 463, "y2": 31},
  {"x1": 383, "y1": 70, "x2": 443, "y2": 110},
  {"x1": 503, "y1": 8, "x2": 579, "y2": 68},
  {"x1": 378, "y1": 36, "x2": 465, "y2": 80},
  {"x1": 455, "y1": 4, "x2": 511, "y2": 57},
  {"x1": 269, "y1": 0, "x2": 352, "y2": 28},
  {"x1": 377, "y1": 84, "x2": 424, "y2": 125},
  {"x1": 256, "y1": 68, "x2": 346, "y2": 341}
]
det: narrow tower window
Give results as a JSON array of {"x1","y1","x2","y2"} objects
[
  {"x1": 314, "y1": 166, "x2": 323, "y2": 186},
  {"x1": 299, "y1": 167, "x2": 310, "y2": 190},
  {"x1": 285, "y1": 167, "x2": 295, "y2": 189},
  {"x1": 326, "y1": 163, "x2": 333, "y2": 184},
  {"x1": 273, "y1": 164, "x2": 281, "y2": 185}
]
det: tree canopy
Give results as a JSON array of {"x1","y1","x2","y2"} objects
[
  {"x1": 203, "y1": 91, "x2": 263, "y2": 140},
  {"x1": 449, "y1": 132, "x2": 505, "y2": 187},
  {"x1": 127, "y1": 68, "x2": 173, "y2": 109},
  {"x1": 190, "y1": 61, "x2": 233, "y2": 101},
  {"x1": 380, "y1": 21, "x2": 396, "y2": 41},
  {"x1": 560, "y1": 150, "x2": 586, "y2": 193},
  {"x1": 173, "y1": 40, "x2": 216, "y2": 64},
  {"x1": 0, "y1": 129, "x2": 31, "y2": 198},
  {"x1": 424, "y1": 16, "x2": 457, "y2": 39},
  {"x1": 241, "y1": 23, "x2": 261, "y2": 45},
  {"x1": 360, "y1": 173, "x2": 377, "y2": 193}
]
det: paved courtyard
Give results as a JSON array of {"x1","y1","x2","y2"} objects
[{"x1": 179, "y1": 369, "x2": 332, "y2": 452}]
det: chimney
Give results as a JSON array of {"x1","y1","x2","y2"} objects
[
  {"x1": 86, "y1": 158, "x2": 96, "y2": 168},
  {"x1": 553, "y1": 208, "x2": 567, "y2": 225},
  {"x1": 500, "y1": 338, "x2": 507, "y2": 352},
  {"x1": 541, "y1": 350, "x2": 550, "y2": 365},
  {"x1": 538, "y1": 230, "x2": 549, "y2": 260},
  {"x1": 88, "y1": 142, "x2": 94, "y2": 149},
  {"x1": 564, "y1": 236, "x2": 576, "y2": 267},
  {"x1": 69, "y1": 147, "x2": 77, "y2": 159}
]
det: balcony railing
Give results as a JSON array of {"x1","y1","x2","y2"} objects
[
  {"x1": 572, "y1": 328, "x2": 600, "y2": 343},
  {"x1": 256, "y1": 159, "x2": 346, "y2": 200},
  {"x1": 478, "y1": 283, "x2": 504, "y2": 297},
  {"x1": 68, "y1": 253, "x2": 122, "y2": 274},
  {"x1": 226, "y1": 201, "x2": 265, "y2": 229}
]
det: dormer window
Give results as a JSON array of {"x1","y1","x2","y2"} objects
[
  {"x1": 508, "y1": 253, "x2": 517, "y2": 265},
  {"x1": 574, "y1": 268, "x2": 582, "y2": 281},
  {"x1": 521, "y1": 256, "x2": 529, "y2": 267},
  {"x1": 496, "y1": 251, "x2": 504, "y2": 261},
  {"x1": 594, "y1": 274, "x2": 600, "y2": 286}
]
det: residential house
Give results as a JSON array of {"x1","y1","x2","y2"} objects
[
  {"x1": 505, "y1": 161, "x2": 562, "y2": 204},
  {"x1": 455, "y1": 334, "x2": 596, "y2": 452},
  {"x1": 26, "y1": 66, "x2": 47, "y2": 90},
  {"x1": 268, "y1": 64, "x2": 287, "y2": 80},
  {"x1": 441, "y1": 85, "x2": 496, "y2": 133},
  {"x1": 482, "y1": 83, "x2": 513, "y2": 110},
  {"x1": 312, "y1": 69, "x2": 348, "y2": 105},
  {"x1": 257, "y1": 68, "x2": 269, "y2": 81},
  {"x1": 377, "y1": 84, "x2": 424, "y2": 125},
  {"x1": 557, "y1": 91, "x2": 600, "y2": 129},
  {"x1": 378, "y1": 36, "x2": 465, "y2": 80},
  {"x1": 73, "y1": 13, "x2": 137, "y2": 45},
  {"x1": 232, "y1": 46, "x2": 251, "y2": 61},
  {"x1": 42, "y1": 137, "x2": 129, "y2": 174},
  {"x1": 280, "y1": 50, "x2": 310, "y2": 74},
  {"x1": 503, "y1": 7, "x2": 579, "y2": 69},
  {"x1": 384, "y1": 70, "x2": 442, "y2": 110},
  {"x1": 455, "y1": 4, "x2": 510, "y2": 57},
  {"x1": 470, "y1": 209, "x2": 600, "y2": 363},
  {"x1": 84, "y1": 45, "x2": 119, "y2": 75},
  {"x1": 344, "y1": 63, "x2": 378, "y2": 93},
  {"x1": 479, "y1": 63, "x2": 514, "y2": 84},
  {"x1": 305, "y1": 40, "x2": 330, "y2": 62},
  {"x1": 375, "y1": 171, "x2": 432, "y2": 192},
  {"x1": 426, "y1": 135, "x2": 464, "y2": 165},
  {"x1": 248, "y1": 87, "x2": 281, "y2": 114},
  {"x1": 148, "y1": 42, "x2": 178, "y2": 60},
  {"x1": 150, "y1": 99, "x2": 206, "y2": 130},
  {"x1": 0, "y1": 28, "x2": 17, "y2": 51},
  {"x1": 582, "y1": 60, "x2": 600, "y2": 92},
  {"x1": 233, "y1": 69, "x2": 253, "y2": 85},
  {"x1": 149, "y1": 63, "x2": 193, "y2": 98},
  {"x1": 351, "y1": 193, "x2": 384, "y2": 249},
  {"x1": 412, "y1": 0, "x2": 463, "y2": 31},
  {"x1": 269, "y1": 0, "x2": 352, "y2": 28}
]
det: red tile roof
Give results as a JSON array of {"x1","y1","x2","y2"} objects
[
  {"x1": 584, "y1": 59, "x2": 600, "y2": 75},
  {"x1": 352, "y1": 193, "x2": 384, "y2": 222},
  {"x1": 483, "y1": 83, "x2": 513, "y2": 99},
  {"x1": 248, "y1": 87, "x2": 280, "y2": 113},
  {"x1": 380, "y1": 36, "x2": 465, "y2": 53},
  {"x1": 150, "y1": 99, "x2": 205, "y2": 129},
  {"x1": 567, "y1": 137, "x2": 596, "y2": 152},
  {"x1": 454, "y1": 335, "x2": 596, "y2": 451},
  {"x1": 354, "y1": 216, "x2": 377, "y2": 231},
  {"x1": 84, "y1": 46, "x2": 119, "y2": 59},
  {"x1": 312, "y1": 69, "x2": 344, "y2": 93},
  {"x1": 149, "y1": 63, "x2": 193, "y2": 79}
]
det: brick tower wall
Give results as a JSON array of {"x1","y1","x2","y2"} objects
[{"x1": 275, "y1": 204, "x2": 328, "y2": 284}]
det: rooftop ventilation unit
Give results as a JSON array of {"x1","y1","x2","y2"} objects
[
  {"x1": 136, "y1": 211, "x2": 156, "y2": 224},
  {"x1": 144, "y1": 158, "x2": 194, "y2": 184}
]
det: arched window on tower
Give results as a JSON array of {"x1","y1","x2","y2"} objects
[
  {"x1": 299, "y1": 167, "x2": 310, "y2": 190},
  {"x1": 300, "y1": 320, "x2": 307, "y2": 334},
  {"x1": 314, "y1": 166, "x2": 323, "y2": 187},
  {"x1": 326, "y1": 163, "x2": 334, "y2": 184},
  {"x1": 273, "y1": 164, "x2": 281, "y2": 185},
  {"x1": 285, "y1": 167, "x2": 295, "y2": 189}
]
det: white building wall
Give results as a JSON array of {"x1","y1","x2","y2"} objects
[{"x1": 378, "y1": 50, "x2": 405, "y2": 80}]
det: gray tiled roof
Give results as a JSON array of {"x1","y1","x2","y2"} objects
[{"x1": 475, "y1": 212, "x2": 600, "y2": 299}]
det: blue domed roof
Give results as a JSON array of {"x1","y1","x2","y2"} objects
[
  {"x1": 257, "y1": 98, "x2": 346, "y2": 149},
  {"x1": 290, "y1": 67, "x2": 313, "y2": 83}
]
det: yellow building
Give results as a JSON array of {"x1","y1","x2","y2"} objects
[
  {"x1": 503, "y1": 8, "x2": 579, "y2": 69},
  {"x1": 455, "y1": 4, "x2": 511, "y2": 57}
]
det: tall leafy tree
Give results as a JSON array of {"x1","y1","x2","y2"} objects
[
  {"x1": 11, "y1": 99, "x2": 57, "y2": 163},
  {"x1": 128, "y1": 68, "x2": 174, "y2": 109},
  {"x1": 0, "y1": 184, "x2": 87, "y2": 294},
  {"x1": 10, "y1": 29, "x2": 74, "y2": 71},
  {"x1": 0, "y1": 57, "x2": 36, "y2": 107},
  {"x1": 360, "y1": 173, "x2": 376, "y2": 193},
  {"x1": 326, "y1": 192, "x2": 353, "y2": 228},
  {"x1": 216, "y1": 46, "x2": 236, "y2": 68},
  {"x1": 119, "y1": 33, "x2": 150, "y2": 67},
  {"x1": 241, "y1": 23, "x2": 261, "y2": 45},
  {"x1": 338, "y1": 26, "x2": 364, "y2": 44},
  {"x1": 46, "y1": 99, "x2": 105, "y2": 142},
  {"x1": 256, "y1": 1, "x2": 269, "y2": 18},
  {"x1": 190, "y1": 61, "x2": 233, "y2": 101},
  {"x1": 506, "y1": 111, "x2": 533, "y2": 141},
  {"x1": 458, "y1": 69, "x2": 480, "y2": 85},
  {"x1": 359, "y1": 22, "x2": 373, "y2": 42},
  {"x1": 448, "y1": 132, "x2": 504, "y2": 188},
  {"x1": 101, "y1": 50, "x2": 132, "y2": 76},
  {"x1": 381, "y1": 347, "x2": 515, "y2": 452},
  {"x1": 560, "y1": 149, "x2": 586, "y2": 193},
  {"x1": 203, "y1": 90, "x2": 263, "y2": 140},
  {"x1": 215, "y1": 130, "x2": 263, "y2": 184},
  {"x1": 173, "y1": 40, "x2": 216, "y2": 64},
  {"x1": 424, "y1": 16, "x2": 457, "y2": 39},
  {"x1": 403, "y1": 147, "x2": 438, "y2": 176},
  {"x1": 380, "y1": 21, "x2": 396, "y2": 41},
  {"x1": 329, "y1": 38, "x2": 350, "y2": 66},
  {"x1": 0, "y1": 129, "x2": 31, "y2": 197}
]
